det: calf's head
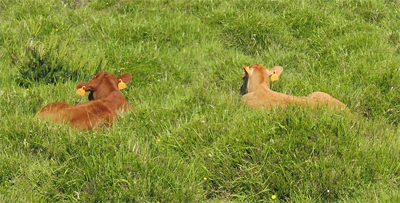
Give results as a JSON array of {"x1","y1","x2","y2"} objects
[
  {"x1": 75, "y1": 72, "x2": 132, "y2": 100},
  {"x1": 240, "y1": 64, "x2": 283, "y2": 95}
]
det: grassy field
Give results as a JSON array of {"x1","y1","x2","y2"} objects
[{"x1": 1, "y1": 0, "x2": 400, "y2": 202}]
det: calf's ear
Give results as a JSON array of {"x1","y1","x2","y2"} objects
[
  {"x1": 117, "y1": 73, "x2": 132, "y2": 84},
  {"x1": 242, "y1": 64, "x2": 251, "y2": 76},
  {"x1": 75, "y1": 82, "x2": 97, "y2": 92},
  {"x1": 76, "y1": 82, "x2": 89, "y2": 90},
  {"x1": 268, "y1": 66, "x2": 283, "y2": 76}
]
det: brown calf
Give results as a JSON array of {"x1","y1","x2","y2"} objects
[
  {"x1": 240, "y1": 64, "x2": 347, "y2": 110},
  {"x1": 34, "y1": 72, "x2": 133, "y2": 130}
]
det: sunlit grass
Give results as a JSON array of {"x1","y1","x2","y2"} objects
[{"x1": 1, "y1": 0, "x2": 400, "y2": 202}]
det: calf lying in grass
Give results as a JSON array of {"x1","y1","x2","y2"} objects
[
  {"x1": 240, "y1": 64, "x2": 347, "y2": 110},
  {"x1": 35, "y1": 72, "x2": 133, "y2": 130}
]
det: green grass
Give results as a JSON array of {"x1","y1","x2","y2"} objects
[{"x1": 1, "y1": 0, "x2": 400, "y2": 202}]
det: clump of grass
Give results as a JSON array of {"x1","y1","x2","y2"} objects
[{"x1": 9, "y1": 35, "x2": 78, "y2": 86}]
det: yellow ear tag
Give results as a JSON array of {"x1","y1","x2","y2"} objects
[
  {"x1": 118, "y1": 79, "x2": 127, "y2": 90},
  {"x1": 77, "y1": 86, "x2": 86, "y2": 97},
  {"x1": 270, "y1": 72, "x2": 279, "y2": 82},
  {"x1": 244, "y1": 66, "x2": 250, "y2": 75}
]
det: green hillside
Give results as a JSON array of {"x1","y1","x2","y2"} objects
[{"x1": 1, "y1": 0, "x2": 400, "y2": 202}]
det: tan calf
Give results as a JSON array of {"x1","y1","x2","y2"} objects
[{"x1": 240, "y1": 64, "x2": 347, "y2": 110}]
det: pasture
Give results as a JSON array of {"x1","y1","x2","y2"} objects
[{"x1": 1, "y1": 0, "x2": 400, "y2": 202}]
